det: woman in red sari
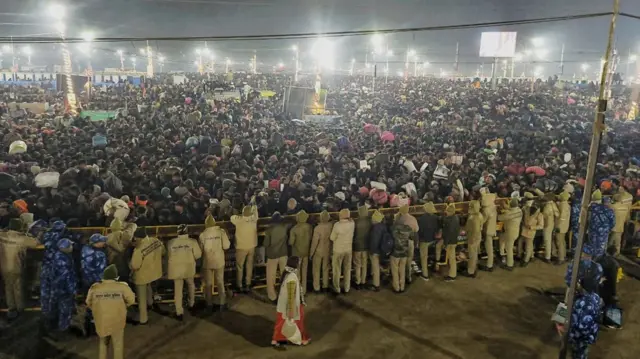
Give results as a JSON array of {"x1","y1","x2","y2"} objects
[{"x1": 271, "y1": 256, "x2": 310, "y2": 349}]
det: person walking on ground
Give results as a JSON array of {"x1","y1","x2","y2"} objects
[
  {"x1": 198, "y1": 215, "x2": 230, "y2": 311},
  {"x1": 264, "y1": 212, "x2": 290, "y2": 302},
  {"x1": 498, "y1": 198, "x2": 523, "y2": 271},
  {"x1": 465, "y1": 200, "x2": 485, "y2": 278},
  {"x1": 271, "y1": 256, "x2": 310, "y2": 349},
  {"x1": 231, "y1": 199, "x2": 258, "y2": 293},
  {"x1": 130, "y1": 227, "x2": 165, "y2": 325},
  {"x1": 86, "y1": 265, "x2": 135, "y2": 359},
  {"x1": 394, "y1": 204, "x2": 419, "y2": 285},
  {"x1": 368, "y1": 210, "x2": 389, "y2": 291},
  {"x1": 310, "y1": 211, "x2": 333, "y2": 293},
  {"x1": 289, "y1": 210, "x2": 313, "y2": 294},
  {"x1": 555, "y1": 191, "x2": 571, "y2": 265},
  {"x1": 480, "y1": 188, "x2": 498, "y2": 272},
  {"x1": 441, "y1": 204, "x2": 460, "y2": 282},
  {"x1": 167, "y1": 224, "x2": 202, "y2": 320},
  {"x1": 0, "y1": 218, "x2": 38, "y2": 320},
  {"x1": 417, "y1": 202, "x2": 439, "y2": 281},
  {"x1": 353, "y1": 205, "x2": 371, "y2": 290},
  {"x1": 330, "y1": 209, "x2": 355, "y2": 295}
]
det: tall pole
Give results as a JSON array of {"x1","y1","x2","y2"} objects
[
  {"x1": 625, "y1": 48, "x2": 631, "y2": 78},
  {"x1": 252, "y1": 51, "x2": 257, "y2": 74},
  {"x1": 294, "y1": 46, "x2": 299, "y2": 82},
  {"x1": 560, "y1": 43, "x2": 565, "y2": 76},
  {"x1": 491, "y1": 57, "x2": 498, "y2": 89},
  {"x1": 510, "y1": 57, "x2": 515, "y2": 78},
  {"x1": 119, "y1": 52, "x2": 124, "y2": 71},
  {"x1": 146, "y1": 40, "x2": 153, "y2": 78},
  {"x1": 559, "y1": 1, "x2": 619, "y2": 358},
  {"x1": 455, "y1": 42, "x2": 459, "y2": 73},
  {"x1": 364, "y1": 52, "x2": 368, "y2": 82},
  {"x1": 385, "y1": 45, "x2": 389, "y2": 84},
  {"x1": 414, "y1": 57, "x2": 418, "y2": 77}
]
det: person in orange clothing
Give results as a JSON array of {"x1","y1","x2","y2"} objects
[{"x1": 271, "y1": 256, "x2": 310, "y2": 349}]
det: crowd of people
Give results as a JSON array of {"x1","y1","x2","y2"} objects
[{"x1": 0, "y1": 72, "x2": 638, "y2": 358}]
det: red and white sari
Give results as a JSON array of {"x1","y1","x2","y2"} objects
[{"x1": 271, "y1": 269, "x2": 309, "y2": 345}]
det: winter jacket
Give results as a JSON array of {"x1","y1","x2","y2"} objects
[
  {"x1": 167, "y1": 234, "x2": 202, "y2": 280},
  {"x1": 369, "y1": 222, "x2": 389, "y2": 255},
  {"x1": 441, "y1": 215, "x2": 461, "y2": 245},
  {"x1": 198, "y1": 226, "x2": 230, "y2": 269},
  {"x1": 289, "y1": 211, "x2": 313, "y2": 257},
  {"x1": 465, "y1": 201, "x2": 485, "y2": 244},
  {"x1": 417, "y1": 213, "x2": 439, "y2": 243},
  {"x1": 231, "y1": 205, "x2": 258, "y2": 250},
  {"x1": 498, "y1": 207, "x2": 523, "y2": 239},
  {"x1": 391, "y1": 224, "x2": 413, "y2": 257},
  {"x1": 395, "y1": 213, "x2": 419, "y2": 233},
  {"x1": 521, "y1": 209, "x2": 543, "y2": 239},
  {"x1": 130, "y1": 236, "x2": 165, "y2": 285},
  {"x1": 330, "y1": 219, "x2": 355, "y2": 254},
  {"x1": 542, "y1": 201, "x2": 559, "y2": 231},
  {"x1": 354, "y1": 207, "x2": 372, "y2": 252},
  {"x1": 610, "y1": 202, "x2": 629, "y2": 233},
  {"x1": 264, "y1": 222, "x2": 290, "y2": 259},
  {"x1": 86, "y1": 280, "x2": 135, "y2": 338},
  {"x1": 0, "y1": 230, "x2": 38, "y2": 274},
  {"x1": 556, "y1": 200, "x2": 571, "y2": 233},
  {"x1": 107, "y1": 222, "x2": 137, "y2": 279}
]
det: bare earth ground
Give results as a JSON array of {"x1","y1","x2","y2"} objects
[{"x1": 1, "y1": 260, "x2": 639, "y2": 359}]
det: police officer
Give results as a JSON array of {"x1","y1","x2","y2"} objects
[
  {"x1": 289, "y1": 210, "x2": 313, "y2": 294},
  {"x1": 588, "y1": 190, "x2": 615, "y2": 258},
  {"x1": 168, "y1": 224, "x2": 202, "y2": 320},
  {"x1": 310, "y1": 210, "x2": 333, "y2": 293},
  {"x1": 130, "y1": 227, "x2": 165, "y2": 325},
  {"x1": 352, "y1": 206, "x2": 371, "y2": 290},
  {"x1": 442, "y1": 204, "x2": 460, "y2": 282},
  {"x1": 480, "y1": 188, "x2": 498, "y2": 272},
  {"x1": 368, "y1": 210, "x2": 388, "y2": 290},
  {"x1": 0, "y1": 218, "x2": 38, "y2": 319},
  {"x1": 40, "y1": 221, "x2": 67, "y2": 326},
  {"x1": 230, "y1": 202, "x2": 258, "y2": 292},
  {"x1": 498, "y1": 198, "x2": 523, "y2": 271},
  {"x1": 198, "y1": 215, "x2": 230, "y2": 311},
  {"x1": 541, "y1": 193, "x2": 559, "y2": 263},
  {"x1": 51, "y1": 238, "x2": 77, "y2": 337},
  {"x1": 86, "y1": 264, "x2": 136, "y2": 359},
  {"x1": 330, "y1": 209, "x2": 355, "y2": 295},
  {"x1": 81, "y1": 234, "x2": 108, "y2": 292},
  {"x1": 395, "y1": 205, "x2": 418, "y2": 284},
  {"x1": 465, "y1": 201, "x2": 485, "y2": 278},
  {"x1": 554, "y1": 191, "x2": 571, "y2": 264},
  {"x1": 609, "y1": 193, "x2": 630, "y2": 255}
]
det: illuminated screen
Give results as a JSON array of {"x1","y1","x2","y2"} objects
[{"x1": 479, "y1": 32, "x2": 518, "y2": 58}]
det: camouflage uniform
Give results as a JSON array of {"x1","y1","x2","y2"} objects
[
  {"x1": 51, "y1": 238, "x2": 77, "y2": 331},
  {"x1": 81, "y1": 234, "x2": 108, "y2": 290},
  {"x1": 40, "y1": 221, "x2": 66, "y2": 319}
]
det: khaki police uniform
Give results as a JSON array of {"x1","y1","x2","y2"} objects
[
  {"x1": 130, "y1": 236, "x2": 165, "y2": 324},
  {"x1": 199, "y1": 226, "x2": 230, "y2": 306},
  {"x1": 0, "y1": 230, "x2": 38, "y2": 312},
  {"x1": 167, "y1": 234, "x2": 202, "y2": 315}
]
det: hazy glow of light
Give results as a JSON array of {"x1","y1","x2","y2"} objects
[{"x1": 311, "y1": 37, "x2": 335, "y2": 69}]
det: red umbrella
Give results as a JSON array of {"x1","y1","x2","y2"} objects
[
  {"x1": 525, "y1": 166, "x2": 546, "y2": 176},
  {"x1": 380, "y1": 131, "x2": 395, "y2": 142}
]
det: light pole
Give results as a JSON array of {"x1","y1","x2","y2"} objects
[
  {"x1": 116, "y1": 49, "x2": 124, "y2": 70},
  {"x1": 23, "y1": 46, "x2": 32, "y2": 65},
  {"x1": 195, "y1": 48, "x2": 203, "y2": 74},
  {"x1": 414, "y1": 55, "x2": 419, "y2": 77},
  {"x1": 131, "y1": 56, "x2": 137, "y2": 72},
  {"x1": 292, "y1": 45, "x2": 299, "y2": 82},
  {"x1": 159, "y1": 56, "x2": 165, "y2": 73},
  {"x1": 385, "y1": 50, "x2": 392, "y2": 83},
  {"x1": 350, "y1": 58, "x2": 355, "y2": 76},
  {"x1": 49, "y1": 3, "x2": 77, "y2": 114},
  {"x1": 406, "y1": 49, "x2": 415, "y2": 78},
  {"x1": 225, "y1": 58, "x2": 231, "y2": 73}
]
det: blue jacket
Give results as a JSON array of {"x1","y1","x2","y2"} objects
[
  {"x1": 587, "y1": 203, "x2": 615, "y2": 257},
  {"x1": 568, "y1": 292, "x2": 601, "y2": 346},
  {"x1": 81, "y1": 245, "x2": 107, "y2": 287},
  {"x1": 52, "y1": 251, "x2": 77, "y2": 296}
]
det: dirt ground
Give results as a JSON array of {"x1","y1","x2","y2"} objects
[{"x1": 1, "y1": 260, "x2": 639, "y2": 359}]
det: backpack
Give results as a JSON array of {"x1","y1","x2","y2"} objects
[{"x1": 380, "y1": 228, "x2": 394, "y2": 256}]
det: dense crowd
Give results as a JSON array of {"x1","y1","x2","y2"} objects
[{"x1": 0, "y1": 73, "x2": 637, "y2": 358}]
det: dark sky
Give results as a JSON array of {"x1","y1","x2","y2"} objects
[{"x1": 1, "y1": 0, "x2": 639, "y2": 76}]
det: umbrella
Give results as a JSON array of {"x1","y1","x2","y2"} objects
[
  {"x1": 380, "y1": 131, "x2": 395, "y2": 142},
  {"x1": 526, "y1": 166, "x2": 546, "y2": 176}
]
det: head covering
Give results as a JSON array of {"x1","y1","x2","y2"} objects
[
  {"x1": 295, "y1": 210, "x2": 309, "y2": 223},
  {"x1": 510, "y1": 198, "x2": 519, "y2": 208},
  {"x1": 372, "y1": 210, "x2": 384, "y2": 223},
  {"x1": 286, "y1": 256, "x2": 300, "y2": 270},
  {"x1": 335, "y1": 192, "x2": 346, "y2": 201},
  {"x1": 28, "y1": 219, "x2": 47, "y2": 237},
  {"x1": 445, "y1": 203, "x2": 456, "y2": 216},
  {"x1": 242, "y1": 206, "x2": 253, "y2": 217},
  {"x1": 58, "y1": 238, "x2": 73, "y2": 252},
  {"x1": 89, "y1": 234, "x2": 107, "y2": 245},
  {"x1": 399, "y1": 204, "x2": 409, "y2": 215},
  {"x1": 205, "y1": 214, "x2": 216, "y2": 228},
  {"x1": 339, "y1": 209, "x2": 351, "y2": 220},
  {"x1": 161, "y1": 187, "x2": 171, "y2": 199},
  {"x1": 423, "y1": 202, "x2": 438, "y2": 214},
  {"x1": 51, "y1": 220, "x2": 66, "y2": 232},
  {"x1": 591, "y1": 189, "x2": 602, "y2": 202},
  {"x1": 8, "y1": 218, "x2": 22, "y2": 231},
  {"x1": 177, "y1": 224, "x2": 188, "y2": 235},
  {"x1": 13, "y1": 199, "x2": 28, "y2": 214},
  {"x1": 110, "y1": 218, "x2": 123, "y2": 231},
  {"x1": 319, "y1": 210, "x2": 331, "y2": 223},
  {"x1": 524, "y1": 192, "x2": 535, "y2": 199},
  {"x1": 134, "y1": 227, "x2": 147, "y2": 239},
  {"x1": 358, "y1": 205, "x2": 369, "y2": 218},
  {"x1": 272, "y1": 211, "x2": 283, "y2": 223},
  {"x1": 558, "y1": 191, "x2": 570, "y2": 202},
  {"x1": 102, "y1": 264, "x2": 118, "y2": 281}
]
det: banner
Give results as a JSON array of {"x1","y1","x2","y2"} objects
[{"x1": 80, "y1": 111, "x2": 118, "y2": 121}]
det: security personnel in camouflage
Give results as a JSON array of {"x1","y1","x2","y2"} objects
[
  {"x1": 40, "y1": 220, "x2": 66, "y2": 325},
  {"x1": 289, "y1": 210, "x2": 313, "y2": 294},
  {"x1": 353, "y1": 206, "x2": 371, "y2": 290},
  {"x1": 81, "y1": 234, "x2": 108, "y2": 292},
  {"x1": 51, "y1": 238, "x2": 77, "y2": 333},
  {"x1": 395, "y1": 205, "x2": 419, "y2": 284},
  {"x1": 0, "y1": 218, "x2": 38, "y2": 318}
]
